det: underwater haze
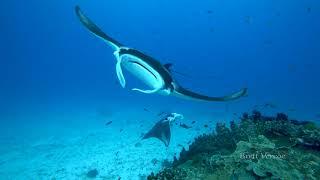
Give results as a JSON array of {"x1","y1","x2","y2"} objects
[{"x1": 1, "y1": 0, "x2": 320, "y2": 179}]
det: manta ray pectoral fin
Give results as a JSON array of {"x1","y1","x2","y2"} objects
[
  {"x1": 173, "y1": 84, "x2": 248, "y2": 102},
  {"x1": 75, "y1": 6, "x2": 123, "y2": 51},
  {"x1": 132, "y1": 87, "x2": 161, "y2": 94},
  {"x1": 116, "y1": 60, "x2": 126, "y2": 88}
]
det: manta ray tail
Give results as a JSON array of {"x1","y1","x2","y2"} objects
[
  {"x1": 173, "y1": 85, "x2": 247, "y2": 102},
  {"x1": 75, "y1": 6, "x2": 123, "y2": 50}
]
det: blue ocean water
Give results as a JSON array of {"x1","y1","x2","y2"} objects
[{"x1": 0, "y1": 0, "x2": 319, "y2": 178}]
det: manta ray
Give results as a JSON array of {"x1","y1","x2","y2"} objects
[
  {"x1": 75, "y1": 6, "x2": 247, "y2": 101},
  {"x1": 142, "y1": 113, "x2": 183, "y2": 147}
]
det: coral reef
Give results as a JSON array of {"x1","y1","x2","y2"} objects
[
  {"x1": 172, "y1": 122, "x2": 236, "y2": 167},
  {"x1": 148, "y1": 111, "x2": 320, "y2": 180}
]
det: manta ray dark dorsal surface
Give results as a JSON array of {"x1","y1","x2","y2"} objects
[
  {"x1": 75, "y1": 5, "x2": 248, "y2": 102},
  {"x1": 142, "y1": 117, "x2": 171, "y2": 147}
]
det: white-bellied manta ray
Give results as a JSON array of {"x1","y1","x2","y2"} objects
[
  {"x1": 75, "y1": 6, "x2": 248, "y2": 102},
  {"x1": 142, "y1": 113, "x2": 184, "y2": 147}
]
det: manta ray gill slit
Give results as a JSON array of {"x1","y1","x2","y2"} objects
[{"x1": 127, "y1": 60, "x2": 158, "y2": 80}]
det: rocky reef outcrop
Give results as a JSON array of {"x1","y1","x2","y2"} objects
[{"x1": 148, "y1": 111, "x2": 320, "y2": 180}]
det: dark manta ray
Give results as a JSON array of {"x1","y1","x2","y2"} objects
[
  {"x1": 142, "y1": 113, "x2": 183, "y2": 147},
  {"x1": 75, "y1": 6, "x2": 248, "y2": 102}
]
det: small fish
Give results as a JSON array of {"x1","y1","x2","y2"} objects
[
  {"x1": 135, "y1": 142, "x2": 142, "y2": 147},
  {"x1": 179, "y1": 123, "x2": 192, "y2": 129},
  {"x1": 191, "y1": 121, "x2": 196, "y2": 124},
  {"x1": 105, "y1": 121, "x2": 112, "y2": 126},
  {"x1": 204, "y1": 124, "x2": 208, "y2": 128},
  {"x1": 178, "y1": 144, "x2": 183, "y2": 147},
  {"x1": 143, "y1": 108, "x2": 150, "y2": 112},
  {"x1": 207, "y1": 10, "x2": 213, "y2": 14},
  {"x1": 244, "y1": 15, "x2": 252, "y2": 24},
  {"x1": 264, "y1": 103, "x2": 277, "y2": 109},
  {"x1": 151, "y1": 158, "x2": 158, "y2": 165},
  {"x1": 120, "y1": 129, "x2": 123, "y2": 132},
  {"x1": 307, "y1": 7, "x2": 311, "y2": 13}
]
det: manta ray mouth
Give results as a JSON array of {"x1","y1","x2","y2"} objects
[{"x1": 128, "y1": 60, "x2": 158, "y2": 80}]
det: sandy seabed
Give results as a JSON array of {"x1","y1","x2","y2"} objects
[{"x1": 0, "y1": 109, "x2": 215, "y2": 179}]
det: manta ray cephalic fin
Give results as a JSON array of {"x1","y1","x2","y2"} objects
[
  {"x1": 132, "y1": 87, "x2": 161, "y2": 94},
  {"x1": 116, "y1": 59, "x2": 126, "y2": 88}
]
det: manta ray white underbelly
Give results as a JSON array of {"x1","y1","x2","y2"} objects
[
  {"x1": 75, "y1": 6, "x2": 248, "y2": 102},
  {"x1": 116, "y1": 52, "x2": 165, "y2": 94}
]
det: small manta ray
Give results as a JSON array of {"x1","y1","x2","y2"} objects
[
  {"x1": 142, "y1": 113, "x2": 183, "y2": 147},
  {"x1": 75, "y1": 6, "x2": 248, "y2": 102}
]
